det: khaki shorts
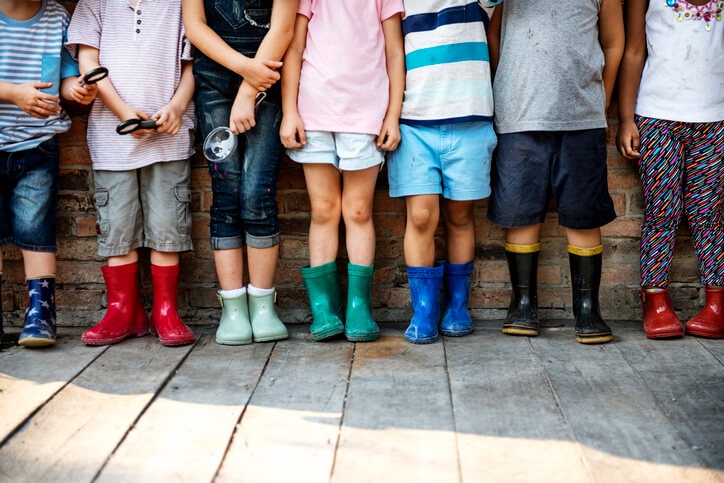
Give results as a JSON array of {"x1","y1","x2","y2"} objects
[{"x1": 93, "y1": 159, "x2": 193, "y2": 257}]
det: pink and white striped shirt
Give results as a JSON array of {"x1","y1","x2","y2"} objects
[{"x1": 66, "y1": 0, "x2": 195, "y2": 171}]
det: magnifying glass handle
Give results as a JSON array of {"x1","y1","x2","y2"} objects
[{"x1": 139, "y1": 120, "x2": 158, "y2": 130}]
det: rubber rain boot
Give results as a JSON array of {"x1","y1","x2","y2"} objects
[
  {"x1": 18, "y1": 277, "x2": 57, "y2": 347},
  {"x1": 440, "y1": 261, "x2": 474, "y2": 337},
  {"x1": 150, "y1": 264, "x2": 195, "y2": 346},
  {"x1": 640, "y1": 288, "x2": 684, "y2": 339},
  {"x1": 405, "y1": 264, "x2": 444, "y2": 344},
  {"x1": 345, "y1": 263, "x2": 378, "y2": 342},
  {"x1": 502, "y1": 243, "x2": 541, "y2": 336},
  {"x1": 569, "y1": 245, "x2": 613, "y2": 344},
  {"x1": 215, "y1": 290, "x2": 252, "y2": 345},
  {"x1": 82, "y1": 262, "x2": 149, "y2": 345},
  {"x1": 301, "y1": 262, "x2": 345, "y2": 341},
  {"x1": 249, "y1": 288, "x2": 289, "y2": 342},
  {"x1": 686, "y1": 287, "x2": 724, "y2": 339}
]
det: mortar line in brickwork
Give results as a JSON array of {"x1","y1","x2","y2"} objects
[{"x1": 0, "y1": 345, "x2": 111, "y2": 450}]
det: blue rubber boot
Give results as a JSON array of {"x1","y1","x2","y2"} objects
[
  {"x1": 18, "y1": 277, "x2": 57, "y2": 347},
  {"x1": 440, "y1": 261, "x2": 474, "y2": 337},
  {"x1": 405, "y1": 264, "x2": 444, "y2": 344}
]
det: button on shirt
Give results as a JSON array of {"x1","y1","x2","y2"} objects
[{"x1": 66, "y1": 0, "x2": 195, "y2": 171}]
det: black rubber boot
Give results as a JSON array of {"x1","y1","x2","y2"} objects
[
  {"x1": 569, "y1": 247, "x2": 613, "y2": 344},
  {"x1": 502, "y1": 245, "x2": 540, "y2": 336}
]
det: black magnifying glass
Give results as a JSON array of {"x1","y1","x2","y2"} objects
[
  {"x1": 80, "y1": 66, "x2": 109, "y2": 87},
  {"x1": 116, "y1": 118, "x2": 158, "y2": 135}
]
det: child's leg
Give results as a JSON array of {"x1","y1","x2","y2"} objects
[
  {"x1": 441, "y1": 200, "x2": 474, "y2": 264},
  {"x1": 304, "y1": 164, "x2": 342, "y2": 266},
  {"x1": 506, "y1": 224, "x2": 542, "y2": 245},
  {"x1": 565, "y1": 228, "x2": 602, "y2": 249},
  {"x1": 21, "y1": 251, "x2": 56, "y2": 277},
  {"x1": 149, "y1": 250, "x2": 179, "y2": 267},
  {"x1": 404, "y1": 195, "x2": 440, "y2": 267},
  {"x1": 341, "y1": 166, "x2": 379, "y2": 266}
]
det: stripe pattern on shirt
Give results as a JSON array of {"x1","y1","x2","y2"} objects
[{"x1": 400, "y1": 0, "x2": 494, "y2": 125}]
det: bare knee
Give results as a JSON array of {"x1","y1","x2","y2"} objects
[
  {"x1": 409, "y1": 205, "x2": 439, "y2": 233},
  {"x1": 342, "y1": 199, "x2": 373, "y2": 226},
  {"x1": 443, "y1": 203, "x2": 474, "y2": 231},
  {"x1": 311, "y1": 197, "x2": 341, "y2": 226}
]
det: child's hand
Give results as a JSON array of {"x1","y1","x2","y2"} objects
[
  {"x1": 377, "y1": 116, "x2": 401, "y2": 151},
  {"x1": 119, "y1": 105, "x2": 155, "y2": 139},
  {"x1": 241, "y1": 58, "x2": 282, "y2": 92},
  {"x1": 153, "y1": 102, "x2": 185, "y2": 136},
  {"x1": 616, "y1": 120, "x2": 641, "y2": 159},
  {"x1": 70, "y1": 77, "x2": 98, "y2": 105},
  {"x1": 280, "y1": 112, "x2": 306, "y2": 149},
  {"x1": 11, "y1": 82, "x2": 61, "y2": 119},
  {"x1": 229, "y1": 85, "x2": 257, "y2": 135}
]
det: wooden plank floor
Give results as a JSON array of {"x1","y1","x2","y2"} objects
[{"x1": 1, "y1": 321, "x2": 723, "y2": 483}]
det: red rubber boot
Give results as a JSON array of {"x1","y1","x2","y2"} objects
[
  {"x1": 150, "y1": 264, "x2": 195, "y2": 346},
  {"x1": 641, "y1": 288, "x2": 684, "y2": 339},
  {"x1": 82, "y1": 262, "x2": 149, "y2": 345},
  {"x1": 686, "y1": 287, "x2": 724, "y2": 339}
]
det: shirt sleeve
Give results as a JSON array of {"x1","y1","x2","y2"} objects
[
  {"x1": 380, "y1": 0, "x2": 404, "y2": 21},
  {"x1": 65, "y1": 0, "x2": 103, "y2": 59},
  {"x1": 297, "y1": 0, "x2": 312, "y2": 18},
  {"x1": 180, "y1": 24, "x2": 194, "y2": 61}
]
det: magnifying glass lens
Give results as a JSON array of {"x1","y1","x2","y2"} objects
[{"x1": 204, "y1": 127, "x2": 237, "y2": 163}]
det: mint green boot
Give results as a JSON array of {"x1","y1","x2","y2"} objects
[
  {"x1": 301, "y1": 262, "x2": 345, "y2": 341},
  {"x1": 216, "y1": 291, "x2": 252, "y2": 345},
  {"x1": 249, "y1": 289, "x2": 289, "y2": 342},
  {"x1": 345, "y1": 264, "x2": 379, "y2": 342}
]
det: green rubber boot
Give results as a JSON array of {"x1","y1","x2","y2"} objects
[
  {"x1": 215, "y1": 291, "x2": 252, "y2": 345},
  {"x1": 345, "y1": 263, "x2": 379, "y2": 342},
  {"x1": 301, "y1": 262, "x2": 345, "y2": 341},
  {"x1": 249, "y1": 289, "x2": 289, "y2": 342}
]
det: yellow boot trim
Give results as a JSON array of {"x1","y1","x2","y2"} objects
[
  {"x1": 504, "y1": 242, "x2": 541, "y2": 254},
  {"x1": 568, "y1": 244, "x2": 603, "y2": 257}
]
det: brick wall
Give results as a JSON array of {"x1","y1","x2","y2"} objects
[{"x1": 0, "y1": 2, "x2": 707, "y2": 327}]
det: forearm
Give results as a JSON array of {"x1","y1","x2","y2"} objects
[
  {"x1": 617, "y1": 53, "x2": 645, "y2": 122},
  {"x1": 382, "y1": 17, "x2": 405, "y2": 120},
  {"x1": 78, "y1": 46, "x2": 128, "y2": 119},
  {"x1": 602, "y1": 47, "x2": 623, "y2": 109},
  {"x1": 59, "y1": 76, "x2": 77, "y2": 102},
  {"x1": 0, "y1": 81, "x2": 18, "y2": 103},
  {"x1": 281, "y1": 15, "x2": 307, "y2": 116},
  {"x1": 170, "y1": 62, "x2": 195, "y2": 110},
  {"x1": 488, "y1": 7, "x2": 501, "y2": 77}
]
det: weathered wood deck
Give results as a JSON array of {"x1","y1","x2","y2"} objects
[{"x1": 0, "y1": 321, "x2": 722, "y2": 483}]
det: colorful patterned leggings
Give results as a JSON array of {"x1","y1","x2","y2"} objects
[{"x1": 637, "y1": 116, "x2": 724, "y2": 288}]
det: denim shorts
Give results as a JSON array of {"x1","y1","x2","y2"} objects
[
  {"x1": 287, "y1": 131, "x2": 385, "y2": 171},
  {"x1": 487, "y1": 129, "x2": 616, "y2": 230},
  {"x1": 0, "y1": 137, "x2": 59, "y2": 252},
  {"x1": 93, "y1": 160, "x2": 193, "y2": 257},
  {"x1": 194, "y1": 0, "x2": 283, "y2": 250},
  {"x1": 387, "y1": 122, "x2": 495, "y2": 200}
]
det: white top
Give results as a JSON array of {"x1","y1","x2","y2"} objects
[
  {"x1": 635, "y1": 0, "x2": 724, "y2": 123},
  {"x1": 66, "y1": 0, "x2": 195, "y2": 171}
]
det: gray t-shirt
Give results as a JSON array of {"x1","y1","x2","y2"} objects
[{"x1": 493, "y1": 0, "x2": 607, "y2": 134}]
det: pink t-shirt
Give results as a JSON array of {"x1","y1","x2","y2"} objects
[{"x1": 297, "y1": 0, "x2": 404, "y2": 135}]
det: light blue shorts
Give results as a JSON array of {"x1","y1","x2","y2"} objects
[
  {"x1": 287, "y1": 131, "x2": 384, "y2": 171},
  {"x1": 387, "y1": 122, "x2": 496, "y2": 200}
]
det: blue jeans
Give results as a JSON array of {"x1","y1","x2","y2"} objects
[
  {"x1": 0, "y1": 137, "x2": 59, "y2": 252},
  {"x1": 194, "y1": 0, "x2": 282, "y2": 250}
]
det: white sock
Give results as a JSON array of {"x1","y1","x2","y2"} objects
[
  {"x1": 219, "y1": 287, "x2": 246, "y2": 298},
  {"x1": 248, "y1": 284, "x2": 275, "y2": 296}
]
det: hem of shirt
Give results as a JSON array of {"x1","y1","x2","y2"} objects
[
  {"x1": 401, "y1": 115, "x2": 493, "y2": 126},
  {"x1": 301, "y1": 118, "x2": 382, "y2": 136},
  {"x1": 1, "y1": 133, "x2": 57, "y2": 153},
  {"x1": 494, "y1": 119, "x2": 608, "y2": 134},
  {"x1": 633, "y1": 110, "x2": 724, "y2": 124},
  {"x1": 91, "y1": 151, "x2": 195, "y2": 172}
]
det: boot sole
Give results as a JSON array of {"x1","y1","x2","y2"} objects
[
  {"x1": 502, "y1": 324, "x2": 539, "y2": 337},
  {"x1": 685, "y1": 329, "x2": 724, "y2": 339},
  {"x1": 576, "y1": 333, "x2": 613, "y2": 344},
  {"x1": 405, "y1": 335, "x2": 438, "y2": 344},
  {"x1": 82, "y1": 331, "x2": 148, "y2": 346},
  {"x1": 254, "y1": 334, "x2": 289, "y2": 343},
  {"x1": 441, "y1": 328, "x2": 473, "y2": 337},
  {"x1": 216, "y1": 337, "x2": 252, "y2": 345},
  {"x1": 645, "y1": 330, "x2": 684, "y2": 339},
  {"x1": 159, "y1": 336, "x2": 196, "y2": 346},
  {"x1": 18, "y1": 337, "x2": 56, "y2": 347},
  {"x1": 346, "y1": 333, "x2": 379, "y2": 342},
  {"x1": 312, "y1": 326, "x2": 345, "y2": 342}
]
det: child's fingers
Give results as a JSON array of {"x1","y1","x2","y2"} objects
[
  {"x1": 32, "y1": 103, "x2": 59, "y2": 117},
  {"x1": 38, "y1": 92, "x2": 61, "y2": 104},
  {"x1": 262, "y1": 60, "x2": 283, "y2": 69},
  {"x1": 298, "y1": 127, "x2": 306, "y2": 146},
  {"x1": 32, "y1": 81, "x2": 54, "y2": 90}
]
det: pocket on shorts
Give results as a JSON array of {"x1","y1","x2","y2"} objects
[
  {"x1": 94, "y1": 190, "x2": 110, "y2": 240},
  {"x1": 174, "y1": 185, "x2": 192, "y2": 235},
  {"x1": 214, "y1": 0, "x2": 270, "y2": 30}
]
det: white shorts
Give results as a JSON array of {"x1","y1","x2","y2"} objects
[{"x1": 286, "y1": 131, "x2": 384, "y2": 171}]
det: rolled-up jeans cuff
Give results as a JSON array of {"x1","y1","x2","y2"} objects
[
  {"x1": 210, "y1": 235, "x2": 245, "y2": 250},
  {"x1": 246, "y1": 232, "x2": 281, "y2": 249}
]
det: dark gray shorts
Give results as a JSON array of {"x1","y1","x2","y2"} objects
[{"x1": 93, "y1": 159, "x2": 193, "y2": 257}]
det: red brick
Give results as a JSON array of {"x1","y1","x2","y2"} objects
[
  {"x1": 76, "y1": 217, "x2": 98, "y2": 237},
  {"x1": 59, "y1": 145, "x2": 92, "y2": 167},
  {"x1": 601, "y1": 218, "x2": 642, "y2": 238}
]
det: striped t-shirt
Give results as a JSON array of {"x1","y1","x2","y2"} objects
[
  {"x1": 66, "y1": 0, "x2": 195, "y2": 171},
  {"x1": 0, "y1": 0, "x2": 80, "y2": 152},
  {"x1": 400, "y1": 0, "x2": 495, "y2": 125}
]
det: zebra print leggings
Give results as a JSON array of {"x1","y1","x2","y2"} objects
[{"x1": 636, "y1": 116, "x2": 724, "y2": 288}]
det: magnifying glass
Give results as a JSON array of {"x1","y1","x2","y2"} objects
[
  {"x1": 203, "y1": 92, "x2": 267, "y2": 163},
  {"x1": 116, "y1": 118, "x2": 158, "y2": 135},
  {"x1": 80, "y1": 66, "x2": 109, "y2": 87}
]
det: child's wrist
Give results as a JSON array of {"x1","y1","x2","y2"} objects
[{"x1": 238, "y1": 82, "x2": 257, "y2": 98}]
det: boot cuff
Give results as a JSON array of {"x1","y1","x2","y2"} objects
[
  {"x1": 102, "y1": 262, "x2": 140, "y2": 277},
  {"x1": 443, "y1": 260, "x2": 474, "y2": 275},
  {"x1": 407, "y1": 263, "x2": 444, "y2": 279},
  {"x1": 300, "y1": 261, "x2": 338, "y2": 278},
  {"x1": 505, "y1": 242, "x2": 541, "y2": 253},
  {"x1": 151, "y1": 264, "x2": 180, "y2": 277},
  {"x1": 568, "y1": 244, "x2": 603, "y2": 256},
  {"x1": 348, "y1": 263, "x2": 374, "y2": 276}
]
